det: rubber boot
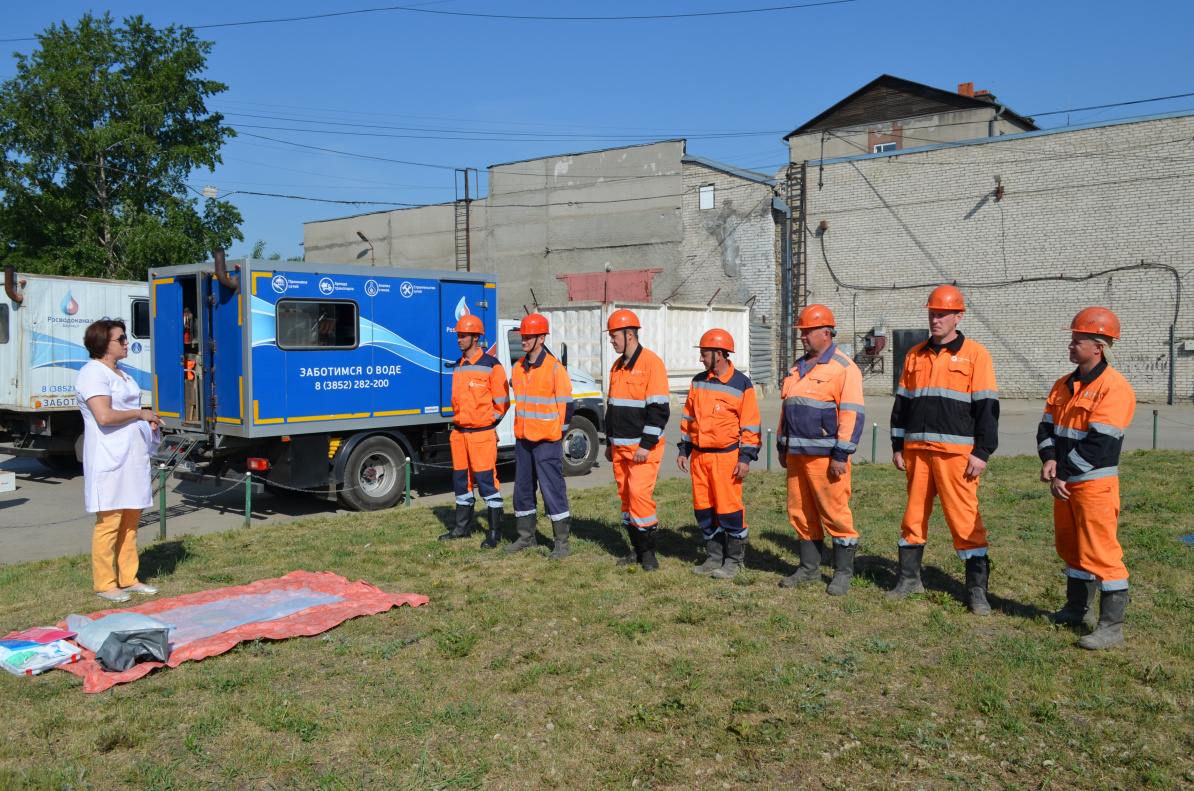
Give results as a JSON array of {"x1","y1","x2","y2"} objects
[
  {"x1": 826, "y1": 543, "x2": 857, "y2": 596},
  {"x1": 639, "y1": 529, "x2": 659, "y2": 572},
  {"x1": 712, "y1": 537, "x2": 746, "y2": 579},
  {"x1": 691, "y1": 535, "x2": 725, "y2": 575},
  {"x1": 1078, "y1": 590, "x2": 1128, "y2": 650},
  {"x1": 480, "y1": 506, "x2": 503, "y2": 549},
  {"x1": 549, "y1": 518, "x2": 571, "y2": 560},
  {"x1": 965, "y1": 555, "x2": 992, "y2": 616},
  {"x1": 617, "y1": 528, "x2": 642, "y2": 567},
  {"x1": 779, "y1": 539, "x2": 824, "y2": 587},
  {"x1": 502, "y1": 514, "x2": 538, "y2": 553},
  {"x1": 886, "y1": 544, "x2": 925, "y2": 598},
  {"x1": 1050, "y1": 577, "x2": 1098, "y2": 627},
  {"x1": 439, "y1": 504, "x2": 473, "y2": 541}
]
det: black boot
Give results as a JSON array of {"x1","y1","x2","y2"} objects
[
  {"x1": 779, "y1": 539, "x2": 824, "y2": 587},
  {"x1": 439, "y1": 504, "x2": 473, "y2": 540},
  {"x1": 617, "y1": 528, "x2": 642, "y2": 567},
  {"x1": 691, "y1": 535, "x2": 725, "y2": 575},
  {"x1": 480, "y1": 506, "x2": 503, "y2": 549},
  {"x1": 639, "y1": 529, "x2": 659, "y2": 571},
  {"x1": 826, "y1": 542, "x2": 857, "y2": 596},
  {"x1": 1050, "y1": 576, "x2": 1098, "y2": 627},
  {"x1": 965, "y1": 555, "x2": 991, "y2": 616},
  {"x1": 1078, "y1": 590, "x2": 1128, "y2": 650},
  {"x1": 712, "y1": 536, "x2": 746, "y2": 579},
  {"x1": 549, "y1": 518, "x2": 571, "y2": 560},
  {"x1": 502, "y1": 514, "x2": 538, "y2": 553},
  {"x1": 886, "y1": 544, "x2": 925, "y2": 598}
]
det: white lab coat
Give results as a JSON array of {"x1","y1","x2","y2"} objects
[{"x1": 76, "y1": 360, "x2": 158, "y2": 513}]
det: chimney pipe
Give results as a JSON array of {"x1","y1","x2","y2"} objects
[
  {"x1": 4, "y1": 265, "x2": 24, "y2": 304},
  {"x1": 213, "y1": 247, "x2": 239, "y2": 293}
]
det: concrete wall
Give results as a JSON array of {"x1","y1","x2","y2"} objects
[
  {"x1": 787, "y1": 108, "x2": 1033, "y2": 163},
  {"x1": 791, "y1": 111, "x2": 1194, "y2": 404}
]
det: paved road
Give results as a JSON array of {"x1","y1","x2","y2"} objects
[{"x1": 4, "y1": 395, "x2": 1193, "y2": 565}]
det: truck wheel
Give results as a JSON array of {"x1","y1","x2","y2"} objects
[
  {"x1": 338, "y1": 435, "x2": 407, "y2": 511},
  {"x1": 561, "y1": 415, "x2": 599, "y2": 477},
  {"x1": 40, "y1": 455, "x2": 83, "y2": 474}
]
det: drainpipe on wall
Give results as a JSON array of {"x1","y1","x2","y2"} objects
[
  {"x1": 773, "y1": 195, "x2": 791, "y2": 388},
  {"x1": 989, "y1": 105, "x2": 1007, "y2": 137}
]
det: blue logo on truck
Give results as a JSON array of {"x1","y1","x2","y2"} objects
[
  {"x1": 400, "y1": 282, "x2": 414, "y2": 298},
  {"x1": 319, "y1": 277, "x2": 335, "y2": 296},
  {"x1": 271, "y1": 274, "x2": 288, "y2": 294}
]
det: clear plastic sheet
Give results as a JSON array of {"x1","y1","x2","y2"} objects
[{"x1": 155, "y1": 588, "x2": 343, "y2": 648}]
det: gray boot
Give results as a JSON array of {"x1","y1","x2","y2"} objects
[
  {"x1": 1078, "y1": 590, "x2": 1128, "y2": 650},
  {"x1": 480, "y1": 506, "x2": 503, "y2": 549},
  {"x1": 965, "y1": 555, "x2": 992, "y2": 616},
  {"x1": 712, "y1": 537, "x2": 746, "y2": 579},
  {"x1": 779, "y1": 539, "x2": 824, "y2": 587},
  {"x1": 617, "y1": 528, "x2": 642, "y2": 567},
  {"x1": 1050, "y1": 577, "x2": 1098, "y2": 627},
  {"x1": 886, "y1": 544, "x2": 925, "y2": 598},
  {"x1": 826, "y1": 542, "x2": 857, "y2": 596},
  {"x1": 549, "y1": 517, "x2": 571, "y2": 560},
  {"x1": 691, "y1": 535, "x2": 725, "y2": 575},
  {"x1": 439, "y1": 504, "x2": 473, "y2": 540},
  {"x1": 502, "y1": 514, "x2": 538, "y2": 553}
]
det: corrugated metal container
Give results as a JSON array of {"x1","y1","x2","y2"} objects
[{"x1": 749, "y1": 322, "x2": 773, "y2": 388}]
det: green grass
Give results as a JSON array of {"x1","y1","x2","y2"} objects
[{"x1": 2, "y1": 451, "x2": 1194, "y2": 790}]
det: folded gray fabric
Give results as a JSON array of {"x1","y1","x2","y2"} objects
[{"x1": 94, "y1": 628, "x2": 171, "y2": 672}]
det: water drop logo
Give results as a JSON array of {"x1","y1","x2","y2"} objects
[
  {"x1": 61, "y1": 291, "x2": 79, "y2": 315},
  {"x1": 454, "y1": 296, "x2": 470, "y2": 321}
]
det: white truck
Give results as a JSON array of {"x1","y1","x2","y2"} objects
[{"x1": 1, "y1": 267, "x2": 153, "y2": 471}]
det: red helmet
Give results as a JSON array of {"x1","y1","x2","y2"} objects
[
  {"x1": 695, "y1": 328, "x2": 735, "y2": 353},
  {"x1": 796, "y1": 304, "x2": 835, "y2": 329},
  {"x1": 607, "y1": 309, "x2": 641, "y2": 332},
  {"x1": 454, "y1": 315, "x2": 484, "y2": 335},
  {"x1": 519, "y1": 313, "x2": 549, "y2": 335},
  {"x1": 1067, "y1": 306, "x2": 1120, "y2": 339},
  {"x1": 926, "y1": 285, "x2": 965, "y2": 312}
]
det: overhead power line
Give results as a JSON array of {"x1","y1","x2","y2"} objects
[{"x1": 1028, "y1": 92, "x2": 1194, "y2": 118}]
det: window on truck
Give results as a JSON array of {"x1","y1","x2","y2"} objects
[
  {"x1": 0, "y1": 304, "x2": 8, "y2": 344},
  {"x1": 131, "y1": 299, "x2": 150, "y2": 339},
  {"x1": 276, "y1": 299, "x2": 359, "y2": 350}
]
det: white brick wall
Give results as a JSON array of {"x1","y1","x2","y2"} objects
[{"x1": 789, "y1": 113, "x2": 1194, "y2": 404}]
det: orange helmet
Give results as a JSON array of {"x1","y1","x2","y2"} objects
[
  {"x1": 796, "y1": 304, "x2": 835, "y2": 329},
  {"x1": 607, "y1": 309, "x2": 640, "y2": 332},
  {"x1": 926, "y1": 285, "x2": 965, "y2": 312},
  {"x1": 454, "y1": 315, "x2": 484, "y2": 335},
  {"x1": 519, "y1": 313, "x2": 549, "y2": 335},
  {"x1": 695, "y1": 328, "x2": 735, "y2": 353},
  {"x1": 1067, "y1": 306, "x2": 1120, "y2": 339}
]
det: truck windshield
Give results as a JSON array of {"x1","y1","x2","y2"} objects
[{"x1": 276, "y1": 299, "x2": 359, "y2": 350}]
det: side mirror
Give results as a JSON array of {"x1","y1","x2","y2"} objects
[{"x1": 559, "y1": 342, "x2": 569, "y2": 368}]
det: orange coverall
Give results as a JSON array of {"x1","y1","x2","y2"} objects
[
  {"x1": 606, "y1": 346, "x2": 670, "y2": 531},
  {"x1": 450, "y1": 348, "x2": 509, "y2": 508}
]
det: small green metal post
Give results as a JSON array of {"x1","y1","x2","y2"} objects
[
  {"x1": 872, "y1": 423, "x2": 877, "y2": 463},
  {"x1": 766, "y1": 428, "x2": 772, "y2": 471},
  {"x1": 1153, "y1": 409, "x2": 1158, "y2": 450},
  {"x1": 405, "y1": 457, "x2": 412, "y2": 507},
  {"x1": 244, "y1": 471, "x2": 252, "y2": 527},
  {"x1": 158, "y1": 464, "x2": 167, "y2": 540}
]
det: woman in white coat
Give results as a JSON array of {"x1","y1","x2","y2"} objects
[{"x1": 76, "y1": 319, "x2": 163, "y2": 602}]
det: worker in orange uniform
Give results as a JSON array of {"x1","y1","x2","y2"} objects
[
  {"x1": 440, "y1": 314, "x2": 510, "y2": 549},
  {"x1": 679, "y1": 329, "x2": 762, "y2": 579},
  {"x1": 889, "y1": 285, "x2": 1000, "y2": 615},
  {"x1": 1038, "y1": 307, "x2": 1136, "y2": 650},
  {"x1": 604, "y1": 309, "x2": 670, "y2": 571},
  {"x1": 506, "y1": 314, "x2": 574, "y2": 559},
  {"x1": 777, "y1": 305, "x2": 865, "y2": 595}
]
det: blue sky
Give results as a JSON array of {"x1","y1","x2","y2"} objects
[{"x1": 4, "y1": 0, "x2": 1192, "y2": 260}]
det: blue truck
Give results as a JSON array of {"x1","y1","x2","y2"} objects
[{"x1": 149, "y1": 253, "x2": 603, "y2": 510}]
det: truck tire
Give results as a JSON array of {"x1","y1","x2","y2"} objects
[
  {"x1": 561, "y1": 415, "x2": 599, "y2": 477},
  {"x1": 40, "y1": 455, "x2": 83, "y2": 474},
  {"x1": 338, "y1": 435, "x2": 407, "y2": 511}
]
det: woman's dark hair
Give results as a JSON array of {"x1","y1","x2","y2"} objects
[{"x1": 83, "y1": 319, "x2": 127, "y2": 359}]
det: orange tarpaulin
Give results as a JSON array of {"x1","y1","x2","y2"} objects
[{"x1": 51, "y1": 571, "x2": 428, "y2": 693}]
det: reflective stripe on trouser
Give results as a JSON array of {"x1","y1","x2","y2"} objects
[
  {"x1": 450, "y1": 429, "x2": 502, "y2": 508},
  {"x1": 92, "y1": 509, "x2": 141, "y2": 592},
  {"x1": 612, "y1": 441, "x2": 663, "y2": 533},
  {"x1": 785, "y1": 454, "x2": 858, "y2": 544},
  {"x1": 900, "y1": 448, "x2": 988, "y2": 556},
  {"x1": 1054, "y1": 477, "x2": 1128, "y2": 590},
  {"x1": 513, "y1": 437, "x2": 571, "y2": 521},
  {"x1": 690, "y1": 449, "x2": 746, "y2": 540}
]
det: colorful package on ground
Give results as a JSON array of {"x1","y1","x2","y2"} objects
[
  {"x1": 0, "y1": 639, "x2": 82, "y2": 676},
  {"x1": 9, "y1": 627, "x2": 76, "y2": 644}
]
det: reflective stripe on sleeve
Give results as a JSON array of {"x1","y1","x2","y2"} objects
[
  {"x1": 1089, "y1": 422, "x2": 1125, "y2": 438},
  {"x1": 645, "y1": 395, "x2": 670, "y2": 404},
  {"x1": 642, "y1": 426, "x2": 663, "y2": 436},
  {"x1": 972, "y1": 389, "x2": 999, "y2": 401},
  {"x1": 1042, "y1": 412, "x2": 1055, "y2": 424},
  {"x1": 840, "y1": 402, "x2": 865, "y2": 413},
  {"x1": 1038, "y1": 438, "x2": 1055, "y2": 450},
  {"x1": 890, "y1": 428, "x2": 905, "y2": 438}
]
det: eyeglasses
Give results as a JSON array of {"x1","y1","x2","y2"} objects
[{"x1": 111, "y1": 334, "x2": 128, "y2": 344}]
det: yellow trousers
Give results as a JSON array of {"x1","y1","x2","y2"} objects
[{"x1": 92, "y1": 509, "x2": 141, "y2": 592}]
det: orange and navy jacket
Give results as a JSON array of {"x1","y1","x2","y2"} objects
[
  {"x1": 778, "y1": 343, "x2": 865, "y2": 462},
  {"x1": 678, "y1": 361, "x2": 762, "y2": 464},
  {"x1": 511, "y1": 348, "x2": 573, "y2": 442},
  {"x1": 451, "y1": 348, "x2": 509, "y2": 432},
  {"x1": 605, "y1": 345, "x2": 670, "y2": 450},
  {"x1": 1037, "y1": 360, "x2": 1135, "y2": 482},
  {"x1": 890, "y1": 332, "x2": 999, "y2": 460}
]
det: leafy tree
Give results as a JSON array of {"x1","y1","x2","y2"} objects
[
  {"x1": 248, "y1": 238, "x2": 303, "y2": 261},
  {"x1": 0, "y1": 13, "x2": 242, "y2": 280}
]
